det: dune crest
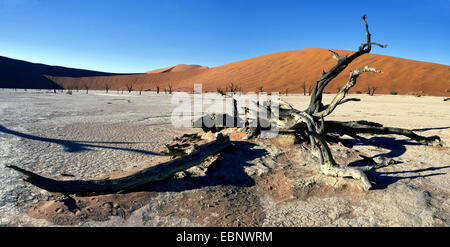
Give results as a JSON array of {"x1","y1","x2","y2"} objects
[{"x1": 146, "y1": 64, "x2": 208, "y2": 74}]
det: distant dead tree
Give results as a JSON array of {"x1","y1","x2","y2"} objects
[
  {"x1": 138, "y1": 86, "x2": 144, "y2": 95},
  {"x1": 83, "y1": 83, "x2": 89, "y2": 94},
  {"x1": 217, "y1": 88, "x2": 225, "y2": 96},
  {"x1": 285, "y1": 88, "x2": 288, "y2": 96},
  {"x1": 308, "y1": 83, "x2": 313, "y2": 96},
  {"x1": 156, "y1": 85, "x2": 160, "y2": 94},
  {"x1": 168, "y1": 83, "x2": 173, "y2": 94},
  {"x1": 370, "y1": 86, "x2": 377, "y2": 96},
  {"x1": 366, "y1": 86, "x2": 376, "y2": 96},
  {"x1": 257, "y1": 86, "x2": 264, "y2": 93},
  {"x1": 226, "y1": 82, "x2": 241, "y2": 94},
  {"x1": 104, "y1": 83, "x2": 111, "y2": 94},
  {"x1": 73, "y1": 82, "x2": 80, "y2": 92},
  {"x1": 126, "y1": 82, "x2": 134, "y2": 93},
  {"x1": 50, "y1": 81, "x2": 57, "y2": 93},
  {"x1": 302, "y1": 81, "x2": 307, "y2": 95}
]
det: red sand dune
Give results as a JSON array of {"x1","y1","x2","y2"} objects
[{"x1": 4, "y1": 48, "x2": 449, "y2": 96}]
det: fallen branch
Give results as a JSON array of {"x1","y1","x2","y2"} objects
[
  {"x1": 325, "y1": 120, "x2": 443, "y2": 146},
  {"x1": 8, "y1": 134, "x2": 231, "y2": 196}
]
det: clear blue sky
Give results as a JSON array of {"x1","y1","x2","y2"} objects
[{"x1": 0, "y1": 0, "x2": 449, "y2": 73}]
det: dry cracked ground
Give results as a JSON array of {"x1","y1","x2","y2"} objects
[{"x1": 0, "y1": 89, "x2": 449, "y2": 226}]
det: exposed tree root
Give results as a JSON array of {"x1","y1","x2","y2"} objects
[{"x1": 307, "y1": 131, "x2": 395, "y2": 190}]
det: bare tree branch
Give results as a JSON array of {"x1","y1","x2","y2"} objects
[{"x1": 316, "y1": 66, "x2": 382, "y2": 118}]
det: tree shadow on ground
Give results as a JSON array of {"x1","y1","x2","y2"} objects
[
  {"x1": 340, "y1": 135, "x2": 449, "y2": 189},
  {"x1": 0, "y1": 124, "x2": 161, "y2": 155},
  {"x1": 137, "y1": 141, "x2": 268, "y2": 193},
  {"x1": 340, "y1": 135, "x2": 421, "y2": 159},
  {"x1": 411, "y1": 126, "x2": 450, "y2": 132},
  {"x1": 367, "y1": 168, "x2": 449, "y2": 190}
]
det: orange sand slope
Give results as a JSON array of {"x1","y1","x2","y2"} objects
[{"x1": 18, "y1": 48, "x2": 450, "y2": 95}]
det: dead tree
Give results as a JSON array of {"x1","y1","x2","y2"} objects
[
  {"x1": 217, "y1": 88, "x2": 225, "y2": 96},
  {"x1": 308, "y1": 83, "x2": 313, "y2": 96},
  {"x1": 366, "y1": 86, "x2": 376, "y2": 96},
  {"x1": 73, "y1": 82, "x2": 80, "y2": 92},
  {"x1": 226, "y1": 82, "x2": 241, "y2": 94},
  {"x1": 50, "y1": 81, "x2": 57, "y2": 93},
  {"x1": 239, "y1": 15, "x2": 442, "y2": 190},
  {"x1": 302, "y1": 81, "x2": 307, "y2": 95},
  {"x1": 83, "y1": 83, "x2": 89, "y2": 94},
  {"x1": 126, "y1": 82, "x2": 134, "y2": 93},
  {"x1": 104, "y1": 83, "x2": 111, "y2": 94},
  {"x1": 156, "y1": 85, "x2": 160, "y2": 94},
  {"x1": 369, "y1": 86, "x2": 376, "y2": 96},
  {"x1": 168, "y1": 83, "x2": 173, "y2": 94}
]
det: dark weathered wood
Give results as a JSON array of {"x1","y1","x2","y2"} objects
[
  {"x1": 325, "y1": 120, "x2": 443, "y2": 146},
  {"x1": 8, "y1": 135, "x2": 231, "y2": 196}
]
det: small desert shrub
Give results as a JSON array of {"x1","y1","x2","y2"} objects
[
  {"x1": 355, "y1": 91, "x2": 362, "y2": 94},
  {"x1": 446, "y1": 89, "x2": 449, "y2": 93},
  {"x1": 66, "y1": 90, "x2": 72, "y2": 95},
  {"x1": 389, "y1": 91, "x2": 397, "y2": 95}
]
